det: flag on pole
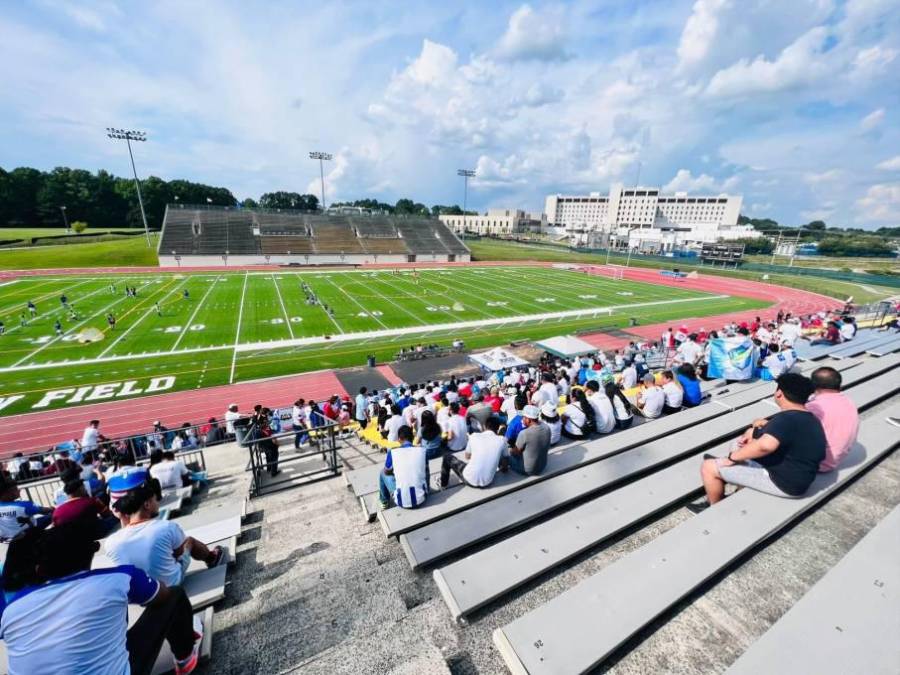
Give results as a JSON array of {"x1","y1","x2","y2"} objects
[{"x1": 707, "y1": 336, "x2": 755, "y2": 381}]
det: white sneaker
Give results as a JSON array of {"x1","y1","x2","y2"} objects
[{"x1": 430, "y1": 475, "x2": 444, "y2": 492}]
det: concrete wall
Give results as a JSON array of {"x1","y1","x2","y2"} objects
[{"x1": 158, "y1": 252, "x2": 469, "y2": 267}]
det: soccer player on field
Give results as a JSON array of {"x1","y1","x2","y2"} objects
[
  {"x1": 0, "y1": 320, "x2": 4, "y2": 335},
  {"x1": 27, "y1": 301, "x2": 37, "y2": 317},
  {"x1": 60, "y1": 294, "x2": 68, "y2": 307},
  {"x1": 155, "y1": 302, "x2": 162, "y2": 317},
  {"x1": 54, "y1": 319, "x2": 63, "y2": 336},
  {"x1": 183, "y1": 289, "x2": 190, "y2": 300},
  {"x1": 107, "y1": 314, "x2": 117, "y2": 330},
  {"x1": 19, "y1": 313, "x2": 27, "y2": 327}
]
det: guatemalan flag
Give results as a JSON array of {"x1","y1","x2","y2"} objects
[{"x1": 707, "y1": 336, "x2": 755, "y2": 381}]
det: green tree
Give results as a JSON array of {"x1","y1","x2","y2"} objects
[
  {"x1": 71, "y1": 220, "x2": 88, "y2": 233},
  {"x1": 242, "y1": 198, "x2": 258, "y2": 208}
]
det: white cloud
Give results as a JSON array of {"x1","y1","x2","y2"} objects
[
  {"x1": 853, "y1": 45, "x2": 898, "y2": 73},
  {"x1": 856, "y1": 183, "x2": 900, "y2": 222},
  {"x1": 496, "y1": 4, "x2": 568, "y2": 62},
  {"x1": 876, "y1": 156, "x2": 900, "y2": 171},
  {"x1": 750, "y1": 202, "x2": 772, "y2": 213},
  {"x1": 663, "y1": 168, "x2": 737, "y2": 193},
  {"x1": 705, "y1": 27, "x2": 831, "y2": 99},
  {"x1": 860, "y1": 108, "x2": 885, "y2": 132},
  {"x1": 676, "y1": 0, "x2": 728, "y2": 71},
  {"x1": 803, "y1": 169, "x2": 842, "y2": 185}
]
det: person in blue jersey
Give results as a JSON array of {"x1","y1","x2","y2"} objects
[
  {"x1": 0, "y1": 522, "x2": 203, "y2": 675},
  {"x1": 378, "y1": 425, "x2": 428, "y2": 510},
  {"x1": 676, "y1": 363, "x2": 703, "y2": 407},
  {"x1": 0, "y1": 475, "x2": 53, "y2": 543}
]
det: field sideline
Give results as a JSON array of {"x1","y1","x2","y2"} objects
[{"x1": 0, "y1": 265, "x2": 765, "y2": 416}]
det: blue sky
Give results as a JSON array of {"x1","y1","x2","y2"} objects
[{"x1": 1, "y1": 0, "x2": 899, "y2": 228}]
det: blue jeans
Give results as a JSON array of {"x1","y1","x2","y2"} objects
[
  {"x1": 507, "y1": 452, "x2": 528, "y2": 476},
  {"x1": 378, "y1": 466, "x2": 430, "y2": 506},
  {"x1": 292, "y1": 424, "x2": 309, "y2": 449}
]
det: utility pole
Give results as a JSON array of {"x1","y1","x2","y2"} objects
[
  {"x1": 107, "y1": 128, "x2": 152, "y2": 247},
  {"x1": 309, "y1": 151, "x2": 332, "y2": 210},
  {"x1": 59, "y1": 205, "x2": 69, "y2": 233}
]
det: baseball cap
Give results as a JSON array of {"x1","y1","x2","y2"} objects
[
  {"x1": 540, "y1": 402, "x2": 558, "y2": 418},
  {"x1": 108, "y1": 467, "x2": 152, "y2": 502},
  {"x1": 522, "y1": 405, "x2": 540, "y2": 420}
]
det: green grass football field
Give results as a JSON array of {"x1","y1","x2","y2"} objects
[{"x1": 0, "y1": 266, "x2": 766, "y2": 416}]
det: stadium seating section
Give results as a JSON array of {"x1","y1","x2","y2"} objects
[{"x1": 159, "y1": 205, "x2": 470, "y2": 261}]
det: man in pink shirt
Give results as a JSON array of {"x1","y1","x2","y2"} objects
[{"x1": 806, "y1": 367, "x2": 859, "y2": 472}]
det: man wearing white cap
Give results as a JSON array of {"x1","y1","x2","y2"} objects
[
  {"x1": 436, "y1": 417, "x2": 508, "y2": 489},
  {"x1": 225, "y1": 404, "x2": 241, "y2": 437},
  {"x1": 510, "y1": 405, "x2": 551, "y2": 476},
  {"x1": 540, "y1": 402, "x2": 561, "y2": 445}
]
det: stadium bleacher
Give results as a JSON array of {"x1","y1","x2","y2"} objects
[{"x1": 159, "y1": 205, "x2": 471, "y2": 264}]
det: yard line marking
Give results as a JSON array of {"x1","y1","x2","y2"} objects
[
  {"x1": 272, "y1": 274, "x2": 295, "y2": 339},
  {"x1": 10, "y1": 281, "x2": 153, "y2": 367},
  {"x1": 99, "y1": 277, "x2": 188, "y2": 357},
  {"x1": 322, "y1": 276, "x2": 388, "y2": 329},
  {"x1": 229, "y1": 271, "x2": 249, "y2": 384},
  {"x1": 385, "y1": 270, "x2": 496, "y2": 321},
  {"x1": 172, "y1": 274, "x2": 221, "y2": 351},
  {"x1": 338, "y1": 272, "x2": 428, "y2": 326}
]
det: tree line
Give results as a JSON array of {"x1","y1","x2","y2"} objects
[{"x1": 737, "y1": 215, "x2": 897, "y2": 257}]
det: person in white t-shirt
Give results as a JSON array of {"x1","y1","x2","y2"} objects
[
  {"x1": 839, "y1": 317, "x2": 856, "y2": 341},
  {"x1": 660, "y1": 370, "x2": 684, "y2": 414},
  {"x1": 224, "y1": 404, "x2": 242, "y2": 437},
  {"x1": 636, "y1": 374, "x2": 665, "y2": 418},
  {"x1": 378, "y1": 426, "x2": 427, "y2": 509},
  {"x1": 561, "y1": 393, "x2": 589, "y2": 439},
  {"x1": 437, "y1": 417, "x2": 508, "y2": 488},
  {"x1": 149, "y1": 451, "x2": 190, "y2": 490},
  {"x1": 778, "y1": 319, "x2": 802, "y2": 346},
  {"x1": 444, "y1": 401, "x2": 469, "y2": 451},
  {"x1": 675, "y1": 335, "x2": 703, "y2": 367},
  {"x1": 585, "y1": 380, "x2": 616, "y2": 434},
  {"x1": 0, "y1": 521, "x2": 205, "y2": 675},
  {"x1": 620, "y1": 361, "x2": 638, "y2": 389},
  {"x1": 104, "y1": 469, "x2": 226, "y2": 587},
  {"x1": 80, "y1": 420, "x2": 104, "y2": 453},
  {"x1": 763, "y1": 343, "x2": 797, "y2": 379},
  {"x1": 384, "y1": 405, "x2": 406, "y2": 443},
  {"x1": 534, "y1": 372, "x2": 560, "y2": 408},
  {"x1": 540, "y1": 402, "x2": 562, "y2": 444}
]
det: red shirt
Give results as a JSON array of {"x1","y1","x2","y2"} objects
[
  {"x1": 52, "y1": 497, "x2": 106, "y2": 527},
  {"x1": 458, "y1": 383, "x2": 473, "y2": 398},
  {"x1": 483, "y1": 395, "x2": 502, "y2": 413}
]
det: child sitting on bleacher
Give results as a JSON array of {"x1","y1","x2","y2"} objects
[
  {"x1": 104, "y1": 468, "x2": 226, "y2": 587},
  {"x1": 0, "y1": 522, "x2": 204, "y2": 675}
]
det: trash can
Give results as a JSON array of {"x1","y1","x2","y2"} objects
[
  {"x1": 367, "y1": 355, "x2": 376, "y2": 367},
  {"x1": 233, "y1": 417, "x2": 252, "y2": 447}
]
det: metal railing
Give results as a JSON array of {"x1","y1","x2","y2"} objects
[
  {"x1": 238, "y1": 417, "x2": 341, "y2": 497},
  {"x1": 17, "y1": 448, "x2": 206, "y2": 509}
]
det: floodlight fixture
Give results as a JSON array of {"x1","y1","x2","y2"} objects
[
  {"x1": 457, "y1": 169, "x2": 476, "y2": 232},
  {"x1": 309, "y1": 151, "x2": 333, "y2": 210},
  {"x1": 107, "y1": 127, "x2": 151, "y2": 246}
]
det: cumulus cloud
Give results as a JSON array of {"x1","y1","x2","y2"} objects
[
  {"x1": 663, "y1": 168, "x2": 737, "y2": 193},
  {"x1": 677, "y1": 0, "x2": 728, "y2": 71},
  {"x1": 803, "y1": 169, "x2": 842, "y2": 185},
  {"x1": 496, "y1": 4, "x2": 568, "y2": 62},
  {"x1": 876, "y1": 156, "x2": 900, "y2": 171},
  {"x1": 860, "y1": 108, "x2": 885, "y2": 132},
  {"x1": 856, "y1": 183, "x2": 900, "y2": 222}
]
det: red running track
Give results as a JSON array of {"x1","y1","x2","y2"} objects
[{"x1": 0, "y1": 262, "x2": 841, "y2": 457}]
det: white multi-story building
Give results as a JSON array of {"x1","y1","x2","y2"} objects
[
  {"x1": 545, "y1": 184, "x2": 758, "y2": 251},
  {"x1": 439, "y1": 208, "x2": 547, "y2": 236}
]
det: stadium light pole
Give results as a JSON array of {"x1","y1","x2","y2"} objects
[
  {"x1": 106, "y1": 128, "x2": 152, "y2": 247},
  {"x1": 59, "y1": 205, "x2": 69, "y2": 233},
  {"x1": 309, "y1": 151, "x2": 332, "y2": 210},
  {"x1": 457, "y1": 169, "x2": 475, "y2": 235}
]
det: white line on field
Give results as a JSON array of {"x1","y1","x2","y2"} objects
[
  {"x1": 272, "y1": 273, "x2": 295, "y2": 339},
  {"x1": 171, "y1": 274, "x2": 221, "y2": 351},
  {"x1": 2, "y1": 281, "x2": 110, "y2": 336},
  {"x1": 338, "y1": 271, "x2": 427, "y2": 326},
  {"x1": 229, "y1": 271, "x2": 249, "y2": 384},
  {"x1": 99, "y1": 278, "x2": 189, "y2": 358},
  {"x1": 323, "y1": 276, "x2": 389, "y2": 329}
]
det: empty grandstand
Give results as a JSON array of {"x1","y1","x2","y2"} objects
[{"x1": 158, "y1": 204, "x2": 470, "y2": 266}]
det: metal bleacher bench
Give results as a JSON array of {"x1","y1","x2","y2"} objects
[
  {"x1": 491, "y1": 407, "x2": 900, "y2": 675},
  {"x1": 378, "y1": 355, "x2": 891, "y2": 538},
  {"x1": 827, "y1": 332, "x2": 900, "y2": 359},
  {"x1": 429, "y1": 365, "x2": 899, "y2": 619},
  {"x1": 724, "y1": 502, "x2": 900, "y2": 675}
]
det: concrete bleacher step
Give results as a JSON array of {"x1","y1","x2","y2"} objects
[
  {"x1": 724, "y1": 502, "x2": 900, "y2": 675},
  {"x1": 182, "y1": 564, "x2": 228, "y2": 610},
  {"x1": 379, "y1": 354, "x2": 892, "y2": 538},
  {"x1": 429, "y1": 368, "x2": 898, "y2": 618},
  {"x1": 794, "y1": 329, "x2": 876, "y2": 361},
  {"x1": 174, "y1": 501, "x2": 244, "y2": 545},
  {"x1": 378, "y1": 403, "x2": 731, "y2": 537},
  {"x1": 491, "y1": 410, "x2": 900, "y2": 675},
  {"x1": 867, "y1": 333, "x2": 900, "y2": 357}
]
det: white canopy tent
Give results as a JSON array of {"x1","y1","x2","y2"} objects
[
  {"x1": 534, "y1": 335, "x2": 598, "y2": 358},
  {"x1": 469, "y1": 347, "x2": 529, "y2": 372}
]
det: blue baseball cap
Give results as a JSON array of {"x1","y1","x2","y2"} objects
[{"x1": 108, "y1": 467, "x2": 151, "y2": 502}]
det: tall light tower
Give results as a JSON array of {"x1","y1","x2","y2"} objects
[
  {"x1": 106, "y1": 128, "x2": 152, "y2": 246},
  {"x1": 59, "y1": 205, "x2": 69, "y2": 233},
  {"x1": 457, "y1": 168, "x2": 475, "y2": 233},
  {"x1": 309, "y1": 151, "x2": 332, "y2": 210}
]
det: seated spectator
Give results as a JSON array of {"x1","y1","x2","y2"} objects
[
  {"x1": 560, "y1": 390, "x2": 592, "y2": 439},
  {"x1": 585, "y1": 380, "x2": 616, "y2": 434},
  {"x1": 605, "y1": 382, "x2": 634, "y2": 429},
  {"x1": 636, "y1": 374, "x2": 665, "y2": 419},
  {"x1": 533, "y1": 372, "x2": 560, "y2": 408},
  {"x1": 510, "y1": 405, "x2": 551, "y2": 476},
  {"x1": 150, "y1": 451, "x2": 191, "y2": 490},
  {"x1": 839, "y1": 316, "x2": 856, "y2": 341},
  {"x1": 0, "y1": 522, "x2": 204, "y2": 675},
  {"x1": 104, "y1": 468, "x2": 227, "y2": 585},
  {"x1": 437, "y1": 417, "x2": 508, "y2": 489},
  {"x1": 415, "y1": 410, "x2": 444, "y2": 459},
  {"x1": 466, "y1": 393, "x2": 494, "y2": 432},
  {"x1": 660, "y1": 370, "x2": 684, "y2": 414},
  {"x1": 52, "y1": 469, "x2": 118, "y2": 538},
  {"x1": 0, "y1": 474, "x2": 53, "y2": 543},
  {"x1": 806, "y1": 367, "x2": 859, "y2": 472},
  {"x1": 445, "y1": 401, "x2": 469, "y2": 452},
  {"x1": 691, "y1": 373, "x2": 825, "y2": 512},
  {"x1": 540, "y1": 402, "x2": 562, "y2": 445},
  {"x1": 676, "y1": 363, "x2": 703, "y2": 407},
  {"x1": 378, "y1": 426, "x2": 427, "y2": 509},
  {"x1": 383, "y1": 404, "x2": 405, "y2": 443},
  {"x1": 810, "y1": 320, "x2": 842, "y2": 346},
  {"x1": 202, "y1": 418, "x2": 224, "y2": 446},
  {"x1": 503, "y1": 393, "x2": 528, "y2": 445},
  {"x1": 762, "y1": 343, "x2": 796, "y2": 379}
]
